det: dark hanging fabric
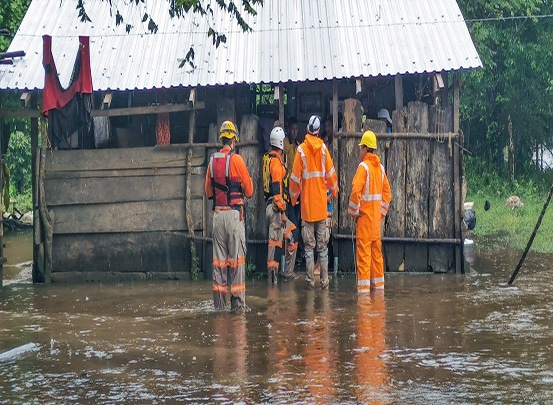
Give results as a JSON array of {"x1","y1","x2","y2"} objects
[{"x1": 42, "y1": 35, "x2": 93, "y2": 149}]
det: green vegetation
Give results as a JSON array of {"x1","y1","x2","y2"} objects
[
  {"x1": 465, "y1": 157, "x2": 553, "y2": 253},
  {"x1": 5, "y1": 130, "x2": 32, "y2": 212}
]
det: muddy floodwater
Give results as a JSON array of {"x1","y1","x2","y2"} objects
[{"x1": 2, "y1": 240, "x2": 553, "y2": 404}]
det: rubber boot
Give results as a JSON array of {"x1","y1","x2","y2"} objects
[
  {"x1": 319, "y1": 248, "x2": 329, "y2": 289},
  {"x1": 305, "y1": 250, "x2": 315, "y2": 288},
  {"x1": 268, "y1": 268, "x2": 278, "y2": 285}
]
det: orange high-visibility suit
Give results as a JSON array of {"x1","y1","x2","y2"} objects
[
  {"x1": 205, "y1": 146, "x2": 253, "y2": 310},
  {"x1": 289, "y1": 134, "x2": 338, "y2": 288},
  {"x1": 348, "y1": 153, "x2": 391, "y2": 292}
]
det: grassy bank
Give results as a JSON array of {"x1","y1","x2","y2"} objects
[
  {"x1": 466, "y1": 193, "x2": 553, "y2": 253},
  {"x1": 464, "y1": 156, "x2": 553, "y2": 253}
]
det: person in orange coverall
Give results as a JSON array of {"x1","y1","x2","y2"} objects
[
  {"x1": 348, "y1": 130, "x2": 392, "y2": 293},
  {"x1": 289, "y1": 114, "x2": 339, "y2": 289},
  {"x1": 205, "y1": 120, "x2": 254, "y2": 311}
]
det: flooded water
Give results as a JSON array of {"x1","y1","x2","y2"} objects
[{"x1": 2, "y1": 241, "x2": 553, "y2": 403}]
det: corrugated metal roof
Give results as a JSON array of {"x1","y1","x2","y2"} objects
[{"x1": 0, "y1": 0, "x2": 482, "y2": 91}]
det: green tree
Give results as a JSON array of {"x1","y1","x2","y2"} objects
[
  {"x1": 0, "y1": 0, "x2": 31, "y2": 51},
  {"x1": 458, "y1": 0, "x2": 553, "y2": 177}
]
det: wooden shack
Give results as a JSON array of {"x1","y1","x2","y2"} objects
[{"x1": 0, "y1": 0, "x2": 481, "y2": 283}]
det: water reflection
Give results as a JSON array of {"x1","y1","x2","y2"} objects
[
  {"x1": 355, "y1": 293, "x2": 388, "y2": 404},
  {"x1": 2, "y1": 247, "x2": 553, "y2": 403}
]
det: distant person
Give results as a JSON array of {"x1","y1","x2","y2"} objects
[
  {"x1": 263, "y1": 126, "x2": 300, "y2": 284},
  {"x1": 284, "y1": 117, "x2": 304, "y2": 266},
  {"x1": 205, "y1": 120, "x2": 254, "y2": 311},
  {"x1": 377, "y1": 109, "x2": 393, "y2": 133},
  {"x1": 284, "y1": 117, "x2": 300, "y2": 170},
  {"x1": 348, "y1": 130, "x2": 392, "y2": 293},
  {"x1": 290, "y1": 114, "x2": 339, "y2": 289}
]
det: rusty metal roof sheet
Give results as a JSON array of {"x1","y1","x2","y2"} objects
[{"x1": 0, "y1": 0, "x2": 482, "y2": 91}]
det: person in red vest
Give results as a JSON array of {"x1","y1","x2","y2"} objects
[
  {"x1": 205, "y1": 121, "x2": 254, "y2": 311},
  {"x1": 348, "y1": 130, "x2": 392, "y2": 292}
]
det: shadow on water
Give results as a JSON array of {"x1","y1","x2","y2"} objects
[{"x1": 1, "y1": 242, "x2": 553, "y2": 403}]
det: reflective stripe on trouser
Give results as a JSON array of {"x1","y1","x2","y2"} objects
[
  {"x1": 212, "y1": 209, "x2": 246, "y2": 310},
  {"x1": 356, "y1": 235, "x2": 384, "y2": 293},
  {"x1": 266, "y1": 204, "x2": 298, "y2": 277},
  {"x1": 302, "y1": 219, "x2": 329, "y2": 284}
]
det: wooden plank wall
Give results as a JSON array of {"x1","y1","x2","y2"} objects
[
  {"x1": 336, "y1": 100, "x2": 458, "y2": 273},
  {"x1": 42, "y1": 102, "x2": 459, "y2": 281},
  {"x1": 44, "y1": 146, "x2": 206, "y2": 281}
]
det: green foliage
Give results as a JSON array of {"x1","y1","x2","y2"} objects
[
  {"x1": 5, "y1": 130, "x2": 32, "y2": 211},
  {"x1": 246, "y1": 260, "x2": 262, "y2": 280},
  {"x1": 458, "y1": 0, "x2": 553, "y2": 177},
  {"x1": 0, "y1": 0, "x2": 31, "y2": 51}
]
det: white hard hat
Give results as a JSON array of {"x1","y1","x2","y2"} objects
[
  {"x1": 269, "y1": 126, "x2": 285, "y2": 150},
  {"x1": 307, "y1": 114, "x2": 321, "y2": 135},
  {"x1": 378, "y1": 109, "x2": 392, "y2": 124}
]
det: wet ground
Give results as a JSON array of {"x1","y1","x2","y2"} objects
[{"x1": 2, "y1": 237, "x2": 553, "y2": 404}]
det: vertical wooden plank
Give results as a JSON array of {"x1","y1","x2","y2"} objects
[
  {"x1": 440, "y1": 72, "x2": 449, "y2": 110},
  {"x1": 239, "y1": 115, "x2": 264, "y2": 244},
  {"x1": 385, "y1": 108, "x2": 407, "y2": 271},
  {"x1": 278, "y1": 84, "x2": 284, "y2": 126},
  {"x1": 338, "y1": 99, "x2": 362, "y2": 272},
  {"x1": 405, "y1": 101, "x2": 429, "y2": 271},
  {"x1": 395, "y1": 75, "x2": 403, "y2": 111},
  {"x1": 453, "y1": 75, "x2": 463, "y2": 273},
  {"x1": 453, "y1": 74, "x2": 460, "y2": 133},
  {"x1": 428, "y1": 105, "x2": 454, "y2": 273},
  {"x1": 31, "y1": 94, "x2": 40, "y2": 283},
  {"x1": 204, "y1": 123, "x2": 219, "y2": 280},
  {"x1": 0, "y1": 101, "x2": 3, "y2": 288},
  {"x1": 185, "y1": 106, "x2": 197, "y2": 275},
  {"x1": 331, "y1": 80, "x2": 339, "y2": 270}
]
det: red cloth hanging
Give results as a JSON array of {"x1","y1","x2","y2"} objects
[{"x1": 42, "y1": 35, "x2": 93, "y2": 115}]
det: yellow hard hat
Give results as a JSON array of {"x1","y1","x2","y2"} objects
[
  {"x1": 359, "y1": 130, "x2": 377, "y2": 150},
  {"x1": 219, "y1": 120, "x2": 238, "y2": 140}
]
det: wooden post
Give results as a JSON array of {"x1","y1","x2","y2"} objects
[
  {"x1": 331, "y1": 80, "x2": 339, "y2": 272},
  {"x1": 278, "y1": 84, "x2": 284, "y2": 126},
  {"x1": 239, "y1": 114, "x2": 263, "y2": 270},
  {"x1": 39, "y1": 117, "x2": 54, "y2": 283},
  {"x1": 338, "y1": 98, "x2": 362, "y2": 272},
  {"x1": 31, "y1": 94, "x2": 40, "y2": 282},
  {"x1": 405, "y1": 101, "x2": 430, "y2": 271},
  {"x1": 440, "y1": 72, "x2": 449, "y2": 110},
  {"x1": 385, "y1": 108, "x2": 407, "y2": 271},
  {"x1": 508, "y1": 115, "x2": 514, "y2": 189},
  {"x1": 0, "y1": 105, "x2": 3, "y2": 288},
  {"x1": 395, "y1": 75, "x2": 403, "y2": 112},
  {"x1": 453, "y1": 74, "x2": 460, "y2": 133},
  {"x1": 185, "y1": 99, "x2": 197, "y2": 277},
  {"x1": 453, "y1": 74, "x2": 462, "y2": 273},
  {"x1": 428, "y1": 105, "x2": 454, "y2": 273}
]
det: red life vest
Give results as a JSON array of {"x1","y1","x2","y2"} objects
[{"x1": 209, "y1": 150, "x2": 245, "y2": 209}]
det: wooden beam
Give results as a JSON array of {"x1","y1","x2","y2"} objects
[
  {"x1": 0, "y1": 108, "x2": 41, "y2": 118},
  {"x1": 102, "y1": 92, "x2": 112, "y2": 109},
  {"x1": 20, "y1": 92, "x2": 31, "y2": 107},
  {"x1": 0, "y1": 101, "x2": 206, "y2": 119},
  {"x1": 91, "y1": 101, "x2": 205, "y2": 117}
]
